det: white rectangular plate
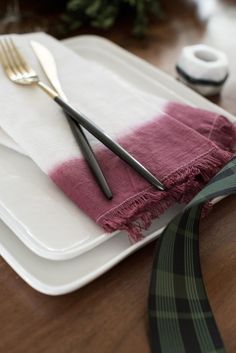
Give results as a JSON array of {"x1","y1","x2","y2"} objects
[{"x1": 0, "y1": 35, "x2": 235, "y2": 294}]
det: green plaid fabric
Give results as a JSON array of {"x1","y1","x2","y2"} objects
[{"x1": 149, "y1": 156, "x2": 236, "y2": 353}]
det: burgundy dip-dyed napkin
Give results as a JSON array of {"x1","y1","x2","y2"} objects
[
  {"x1": 0, "y1": 34, "x2": 235, "y2": 240},
  {"x1": 51, "y1": 101, "x2": 235, "y2": 240}
]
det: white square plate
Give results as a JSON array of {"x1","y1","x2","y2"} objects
[{"x1": 0, "y1": 34, "x2": 235, "y2": 294}]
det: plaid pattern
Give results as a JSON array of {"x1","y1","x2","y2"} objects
[{"x1": 149, "y1": 156, "x2": 236, "y2": 353}]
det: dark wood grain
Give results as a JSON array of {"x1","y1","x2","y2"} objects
[{"x1": 0, "y1": 1, "x2": 236, "y2": 353}]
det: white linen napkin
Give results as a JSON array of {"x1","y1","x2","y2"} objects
[{"x1": 0, "y1": 32, "x2": 171, "y2": 171}]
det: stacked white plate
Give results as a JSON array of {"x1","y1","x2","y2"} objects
[{"x1": 0, "y1": 35, "x2": 235, "y2": 295}]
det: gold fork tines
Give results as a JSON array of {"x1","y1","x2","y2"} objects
[
  {"x1": 0, "y1": 39, "x2": 17, "y2": 79},
  {"x1": 0, "y1": 37, "x2": 58, "y2": 96},
  {"x1": 7, "y1": 38, "x2": 35, "y2": 79},
  {"x1": 9, "y1": 38, "x2": 30, "y2": 72},
  {"x1": 1, "y1": 37, "x2": 38, "y2": 85}
]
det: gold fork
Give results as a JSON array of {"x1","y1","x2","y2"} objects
[{"x1": 0, "y1": 37, "x2": 165, "y2": 191}]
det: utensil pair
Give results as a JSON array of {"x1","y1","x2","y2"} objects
[{"x1": 0, "y1": 37, "x2": 165, "y2": 193}]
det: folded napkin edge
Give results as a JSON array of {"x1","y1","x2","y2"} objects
[{"x1": 97, "y1": 147, "x2": 233, "y2": 241}]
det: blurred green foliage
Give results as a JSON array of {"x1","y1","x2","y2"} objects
[{"x1": 63, "y1": 0, "x2": 162, "y2": 36}]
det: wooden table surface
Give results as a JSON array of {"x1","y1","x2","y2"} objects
[{"x1": 0, "y1": 1, "x2": 235, "y2": 353}]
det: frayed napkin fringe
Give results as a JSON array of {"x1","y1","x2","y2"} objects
[{"x1": 98, "y1": 148, "x2": 233, "y2": 241}]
